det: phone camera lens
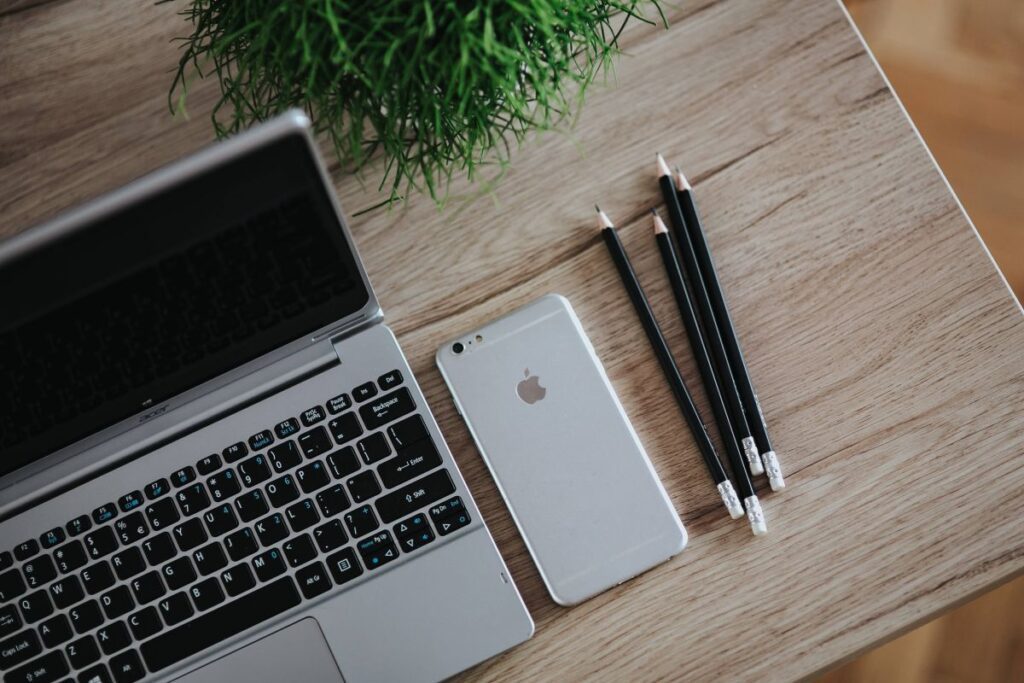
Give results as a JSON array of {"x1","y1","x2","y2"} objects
[{"x1": 452, "y1": 342, "x2": 465, "y2": 354}]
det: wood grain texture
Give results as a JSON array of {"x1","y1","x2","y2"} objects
[{"x1": 1, "y1": 0, "x2": 1022, "y2": 681}]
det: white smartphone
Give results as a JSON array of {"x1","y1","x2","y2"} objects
[{"x1": 436, "y1": 294, "x2": 686, "y2": 606}]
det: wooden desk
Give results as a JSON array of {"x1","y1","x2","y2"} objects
[{"x1": 2, "y1": 0, "x2": 1022, "y2": 680}]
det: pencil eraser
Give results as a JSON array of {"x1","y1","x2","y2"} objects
[
  {"x1": 762, "y1": 451, "x2": 785, "y2": 490},
  {"x1": 744, "y1": 495, "x2": 768, "y2": 536},
  {"x1": 717, "y1": 480, "x2": 744, "y2": 520},
  {"x1": 742, "y1": 437, "x2": 764, "y2": 476}
]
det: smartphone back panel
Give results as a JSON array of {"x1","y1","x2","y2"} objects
[{"x1": 436, "y1": 294, "x2": 686, "y2": 605}]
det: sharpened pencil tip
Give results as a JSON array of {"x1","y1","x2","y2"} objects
[
  {"x1": 673, "y1": 165, "x2": 692, "y2": 191},
  {"x1": 594, "y1": 204, "x2": 601, "y2": 213},
  {"x1": 650, "y1": 208, "x2": 668, "y2": 234},
  {"x1": 595, "y1": 206, "x2": 614, "y2": 230},
  {"x1": 656, "y1": 153, "x2": 672, "y2": 178}
]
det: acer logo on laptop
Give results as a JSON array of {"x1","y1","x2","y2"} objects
[{"x1": 139, "y1": 401, "x2": 168, "y2": 422}]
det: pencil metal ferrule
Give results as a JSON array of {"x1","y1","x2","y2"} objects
[
  {"x1": 717, "y1": 480, "x2": 744, "y2": 520},
  {"x1": 744, "y1": 495, "x2": 767, "y2": 536},
  {"x1": 762, "y1": 450, "x2": 785, "y2": 490},
  {"x1": 741, "y1": 437, "x2": 763, "y2": 475}
]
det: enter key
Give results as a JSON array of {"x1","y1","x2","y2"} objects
[{"x1": 377, "y1": 441, "x2": 442, "y2": 489}]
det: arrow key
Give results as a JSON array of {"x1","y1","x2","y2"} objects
[{"x1": 355, "y1": 532, "x2": 399, "y2": 570}]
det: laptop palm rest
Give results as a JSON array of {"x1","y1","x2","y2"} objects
[{"x1": 171, "y1": 618, "x2": 344, "y2": 683}]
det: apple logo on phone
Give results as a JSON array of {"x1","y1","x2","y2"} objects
[{"x1": 516, "y1": 369, "x2": 546, "y2": 404}]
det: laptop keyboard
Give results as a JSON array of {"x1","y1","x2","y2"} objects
[{"x1": 0, "y1": 370, "x2": 472, "y2": 683}]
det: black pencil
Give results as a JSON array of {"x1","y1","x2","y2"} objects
[
  {"x1": 652, "y1": 209, "x2": 765, "y2": 535},
  {"x1": 597, "y1": 206, "x2": 744, "y2": 521},
  {"x1": 670, "y1": 163, "x2": 785, "y2": 490},
  {"x1": 656, "y1": 155, "x2": 765, "y2": 482}
]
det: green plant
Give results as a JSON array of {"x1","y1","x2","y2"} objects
[{"x1": 168, "y1": 0, "x2": 663, "y2": 205}]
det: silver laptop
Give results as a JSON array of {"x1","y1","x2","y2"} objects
[{"x1": 0, "y1": 111, "x2": 532, "y2": 683}]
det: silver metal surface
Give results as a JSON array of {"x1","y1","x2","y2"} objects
[
  {"x1": 716, "y1": 480, "x2": 744, "y2": 520},
  {"x1": 741, "y1": 437, "x2": 764, "y2": 476},
  {"x1": 762, "y1": 450, "x2": 786, "y2": 490},
  {"x1": 436, "y1": 293, "x2": 687, "y2": 606}
]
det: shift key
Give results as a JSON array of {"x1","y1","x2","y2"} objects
[{"x1": 375, "y1": 470, "x2": 455, "y2": 523}]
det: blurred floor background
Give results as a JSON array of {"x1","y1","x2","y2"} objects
[{"x1": 822, "y1": 1, "x2": 1024, "y2": 681}]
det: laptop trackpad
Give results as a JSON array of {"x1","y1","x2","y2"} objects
[{"x1": 171, "y1": 618, "x2": 344, "y2": 683}]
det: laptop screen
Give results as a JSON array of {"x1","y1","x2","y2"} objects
[{"x1": 0, "y1": 132, "x2": 369, "y2": 477}]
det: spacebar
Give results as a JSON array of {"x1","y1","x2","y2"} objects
[{"x1": 141, "y1": 577, "x2": 302, "y2": 672}]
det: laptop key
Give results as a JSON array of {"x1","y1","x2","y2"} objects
[
  {"x1": 297, "y1": 426, "x2": 331, "y2": 459},
  {"x1": 127, "y1": 607, "x2": 162, "y2": 640},
  {"x1": 3, "y1": 649, "x2": 68, "y2": 683},
  {"x1": 144, "y1": 498, "x2": 180, "y2": 531},
  {"x1": 176, "y1": 483, "x2": 211, "y2": 516},
  {"x1": 192, "y1": 543, "x2": 227, "y2": 576},
  {"x1": 80, "y1": 562, "x2": 115, "y2": 595},
  {"x1": 248, "y1": 430, "x2": 274, "y2": 451},
  {"x1": 19, "y1": 589, "x2": 53, "y2": 623},
  {"x1": 83, "y1": 527, "x2": 118, "y2": 560},
  {"x1": 100, "y1": 586, "x2": 134, "y2": 620},
  {"x1": 39, "y1": 613, "x2": 72, "y2": 648},
  {"x1": 114, "y1": 511, "x2": 149, "y2": 545},
  {"x1": 172, "y1": 519, "x2": 207, "y2": 552},
  {"x1": 356, "y1": 532, "x2": 399, "y2": 570},
  {"x1": 170, "y1": 466, "x2": 196, "y2": 488},
  {"x1": 0, "y1": 552, "x2": 11, "y2": 572},
  {"x1": 295, "y1": 561, "x2": 331, "y2": 599},
  {"x1": 326, "y1": 447, "x2": 359, "y2": 479},
  {"x1": 109, "y1": 649, "x2": 145, "y2": 683},
  {"x1": 39, "y1": 527, "x2": 65, "y2": 550},
  {"x1": 207, "y1": 469, "x2": 240, "y2": 502},
  {"x1": 356, "y1": 432, "x2": 391, "y2": 465},
  {"x1": 274, "y1": 418, "x2": 300, "y2": 439},
  {"x1": 359, "y1": 388, "x2": 415, "y2": 430},
  {"x1": 14, "y1": 540, "x2": 39, "y2": 561},
  {"x1": 343, "y1": 505, "x2": 379, "y2": 539},
  {"x1": 266, "y1": 474, "x2": 299, "y2": 508},
  {"x1": 161, "y1": 557, "x2": 196, "y2": 591},
  {"x1": 296, "y1": 461, "x2": 329, "y2": 494},
  {"x1": 129, "y1": 571, "x2": 165, "y2": 604},
  {"x1": 234, "y1": 490, "x2": 269, "y2": 522},
  {"x1": 189, "y1": 577, "x2": 224, "y2": 611},
  {"x1": 254, "y1": 513, "x2": 288, "y2": 546},
  {"x1": 315, "y1": 484, "x2": 350, "y2": 518},
  {"x1": 141, "y1": 532, "x2": 176, "y2": 566},
  {"x1": 48, "y1": 576, "x2": 84, "y2": 609},
  {"x1": 23, "y1": 555, "x2": 57, "y2": 589},
  {"x1": 117, "y1": 491, "x2": 144, "y2": 513},
  {"x1": 144, "y1": 478, "x2": 170, "y2": 500},
  {"x1": 285, "y1": 500, "x2": 319, "y2": 533},
  {"x1": 141, "y1": 577, "x2": 300, "y2": 673},
  {"x1": 375, "y1": 470, "x2": 456, "y2": 524},
  {"x1": 221, "y1": 564, "x2": 256, "y2": 597},
  {"x1": 312, "y1": 520, "x2": 347, "y2": 554},
  {"x1": 196, "y1": 454, "x2": 221, "y2": 475},
  {"x1": 156, "y1": 592, "x2": 194, "y2": 626},
  {"x1": 327, "y1": 413, "x2": 362, "y2": 445},
  {"x1": 386, "y1": 415, "x2": 429, "y2": 450},
  {"x1": 0, "y1": 628, "x2": 41, "y2": 669},
  {"x1": 65, "y1": 515, "x2": 92, "y2": 538},
  {"x1": 268, "y1": 441, "x2": 301, "y2": 473},
  {"x1": 352, "y1": 382, "x2": 377, "y2": 402},
  {"x1": 282, "y1": 534, "x2": 317, "y2": 568},
  {"x1": 203, "y1": 504, "x2": 239, "y2": 537},
  {"x1": 377, "y1": 440, "x2": 442, "y2": 489},
  {"x1": 300, "y1": 406, "x2": 326, "y2": 427},
  {"x1": 251, "y1": 550, "x2": 286, "y2": 582},
  {"x1": 326, "y1": 393, "x2": 351, "y2": 414},
  {"x1": 346, "y1": 471, "x2": 381, "y2": 504},
  {"x1": 69, "y1": 600, "x2": 103, "y2": 634},
  {"x1": 66, "y1": 634, "x2": 100, "y2": 669},
  {"x1": 97, "y1": 621, "x2": 131, "y2": 655},
  {"x1": 0, "y1": 604, "x2": 20, "y2": 638},
  {"x1": 54, "y1": 540, "x2": 87, "y2": 574},
  {"x1": 223, "y1": 442, "x2": 248, "y2": 463},
  {"x1": 237, "y1": 454, "x2": 271, "y2": 487},
  {"x1": 378, "y1": 369, "x2": 403, "y2": 391},
  {"x1": 325, "y1": 548, "x2": 362, "y2": 585},
  {"x1": 111, "y1": 548, "x2": 145, "y2": 581},
  {"x1": 224, "y1": 528, "x2": 259, "y2": 562},
  {"x1": 0, "y1": 568, "x2": 27, "y2": 602}
]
